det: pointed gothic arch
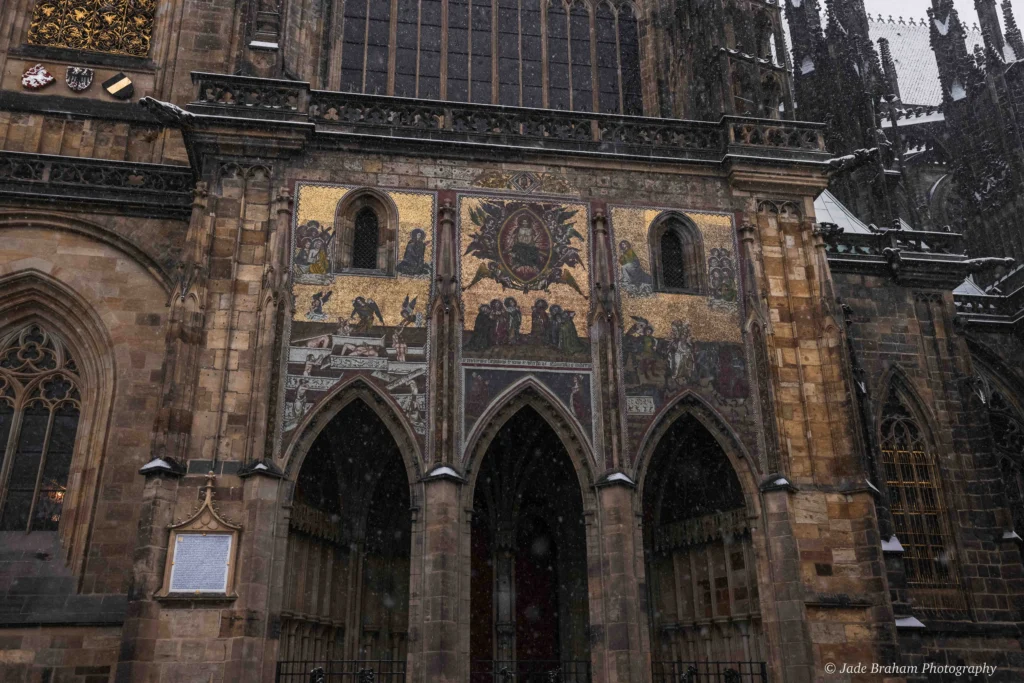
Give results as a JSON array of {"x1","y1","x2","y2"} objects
[
  {"x1": 276, "y1": 380, "x2": 424, "y2": 671},
  {"x1": 637, "y1": 394, "x2": 767, "y2": 674},
  {"x1": 875, "y1": 370, "x2": 967, "y2": 613},
  {"x1": 648, "y1": 212, "x2": 706, "y2": 294},
  {"x1": 0, "y1": 270, "x2": 116, "y2": 575},
  {"x1": 333, "y1": 189, "x2": 401, "y2": 274},
  {"x1": 463, "y1": 384, "x2": 594, "y2": 677}
]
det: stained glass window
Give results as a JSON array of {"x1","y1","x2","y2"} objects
[
  {"x1": 568, "y1": 2, "x2": 592, "y2": 112},
  {"x1": 547, "y1": 2, "x2": 570, "y2": 110},
  {"x1": 0, "y1": 324, "x2": 81, "y2": 533},
  {"x1": 618, "y1": 4, "x2": 643, "y2": 115},
  {"x1": 28, "y1": 0, "x2": 156, "y2": 57}
]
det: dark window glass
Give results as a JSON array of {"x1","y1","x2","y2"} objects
[
  {"x1": 521, "y1": 0, "x2": 543, "y2": 107},
  {"x1": 0, "y1": 401, "x2": 12, "y2": 475},
  {"x1": 569, "y1": 3, "x2": 592, "y2": 112},
  {"x1": 448, "y1": 0, "x2": 470, "y2": 101},
  {"x1": 619, "y1": 5, "x2": 642, "y2": 114},
  {"x1": 395, "y1": 0, "x2": 420, "y2": 97},
  {"x1": 595, "y1": 3, "x2": 619, "y2": 113},
  {"x1": 0, "y1": 402, "x2": 49, "y2": 531},
  {"x1": 341, "y1": 0, "x2": 368, "y2": 91},
  {"x1": 547, "y1": 2, "x2": 570, "y2": 110},
  {"x1": 365, "y1": 0, "x2": 392, "y2": 94},
  {"x1": 498, "y1": 0, "x2": 520, "y2": 105},
  {"x1": 419, "y1": 0, "x2": 443, "y2": 98},
  {"x1": 471, "y1": 0, "x2": 494, "y2": 103},
  {"x1": 661, "y1": 230, "x2": 686, "y2": 289},
  {"x1": 352, "y1": 207, "x2": 381, "y2": 269},
  {"x1": 34, "y1": 403, "x2": 78, "y2": 531}
]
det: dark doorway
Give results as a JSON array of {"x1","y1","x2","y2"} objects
[
  {"x1": 277, "y1": 399, "x2": 411, "y2": 676},
  {"x1": 642, "y1": 414, "x2": 765, "y2": 680},
  {"x1": 470, "y1": 406, "x2": 590, "y2": 682}
]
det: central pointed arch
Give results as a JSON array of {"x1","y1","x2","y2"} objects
[{"x1": 463, "y1": 384, "x2": 596, "y2": 681}]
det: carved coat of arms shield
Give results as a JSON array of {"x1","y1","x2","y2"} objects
[{"x1": 65, "y1": 67, "x2": 94, "y2": 92}]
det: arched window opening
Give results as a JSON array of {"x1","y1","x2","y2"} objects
[
  {"x1": 277, "y1": 399, "x2": 412, "y2": 672},
  {"x1": 760, "y1": 75, "x2": 783, "y2": 120},
  {"x1": 470, "y1": 406, "x2": 590, "y2": 679},
  {"x1": 352, "y1": 207, "x2": 381, "y2": 270},
  {"x1": 879, "y1": 385, "x2": 966, "y2": 612},
  {"x1": 28, "y1": 0, "x2": 155, "y2": 57},
  {"x1": 652, "y1": 215, "x2": 704, "y2": 294},
  {"x1": 643, "y1": 414, "x2": 765, "y2": 676},
  {"x1": 0, "y1": 324, "x2": 81, "y2": 533}
]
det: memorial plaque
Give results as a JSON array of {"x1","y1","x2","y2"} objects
[{"x1": 168, "y1": 533, "x2": 232, "y2": 593}]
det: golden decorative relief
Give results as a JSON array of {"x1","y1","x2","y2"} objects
[
  {"x1": 459, "y1": 195, "x2": 591, "y2": 366},
  {"x1": 610, "y1": 206, "x2": 740, "y2": 343},
  {"x1": 28, "y1": 0, "x2": 156, "y2": 57},
  {"x1": 292, "y1": 186, "x2": 434, "y2": 328}
]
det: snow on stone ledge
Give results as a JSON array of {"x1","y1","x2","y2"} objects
[
  {"x1": 895, "y1": 616, "x2": 926, "y2": 629},
  {"x1": 881, "y1": 536, "x2": 905, "y2": 553}
]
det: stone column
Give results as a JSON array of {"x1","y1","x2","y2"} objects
[
  {"x1": 592, "y1": 481, "x2": 647, "y2": 683},
  {"x1": 417, "y1": 475, "x2": 462, "y2": 683},
  {"x1": 114, "y1": 467, "x2": 182, "y2": 683}
]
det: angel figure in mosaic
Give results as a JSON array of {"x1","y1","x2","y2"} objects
[
  {"x1": 350, "y1": 296, "x2": 385, "y2": 333},
  {"x1": 306, "y1": 291, "x2": 332, "y2": 321}
]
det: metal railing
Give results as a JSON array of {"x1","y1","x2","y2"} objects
[
  {"x1": 470, "y1": 660, "x2": 591, "y2": 683},
  {"x1": 275, "y1": 660, "x2": 406, "y2": 683},
  {"x1": 651, "y1": 661, "x2": 768, "y2": 683}
]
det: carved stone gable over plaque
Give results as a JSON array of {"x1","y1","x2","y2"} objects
[{"x1": 158, "y1": 472, "x2": 242, "y2": 598}]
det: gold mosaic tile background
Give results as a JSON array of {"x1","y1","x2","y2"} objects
[
  {"x1": 292, "y1": 185, "x2": 434, "y2": 328},
  {"x1": 459, "y1": 196, "x2": 591, "y2": 339},
  {"x1": 610, "y1": 207, "x2": 740, "y2": 343}
]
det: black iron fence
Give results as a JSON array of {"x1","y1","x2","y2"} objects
[
  {"x1": 652, "y1": 661, "x2": 768, "y2": 683},
  {"x1": 470, "y1": 660, "x2": 591, "y2": 683},
  {"x1": 275, "y1": 660, "x2": 406, "y2": 683}
]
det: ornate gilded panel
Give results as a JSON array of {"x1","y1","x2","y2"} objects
[
  {"x1": 283, "y1": 183, "x2": 435, "y2": 447},
  {"x1": 28, "y1": 0, "x2": 156, "y2": 57},
  {"x1": 609, "y1": 206, "x2": 746, "y2": 453},
  {"x1": 457, "y1": 194, "x2": 594, "y2": 451}
]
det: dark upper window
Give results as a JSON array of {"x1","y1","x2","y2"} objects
[
  {"x1": 352, "y1": 207, "x2": 381, "y2": 269},
  {"x1": 334, "y1": 0, "x2": 643, "y2": 113},
  {"x1": 879, "y1": 385, "x2": 966, "y2": 612},
  {"x1": 0, "y1": 324, "x2": 80, "y2": 533},
  {"x1": 652, "y1": 216, "x2": 704, "y2": 293}
]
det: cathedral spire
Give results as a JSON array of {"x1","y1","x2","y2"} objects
[
  {"x1": 975, "y1": 0, "x2": 1007, "y2": 59},
  {"x1": 928, "y1": 0, "x2": 976, "y2": 100},
  {"x1": 878, "y1": 37, "x2": 902, "y2": 100},
  {"x1": 1004, "y1": 0, "x2": 1024, "y2": 59}
]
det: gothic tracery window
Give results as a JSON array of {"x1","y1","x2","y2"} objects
[
  {"x1": 28, "y1": 0, "x2": 156, "y2": 57},
  {"x1": 652, "y1": 215, "x2": 704, "y2": 293},
  {"x1": 0, "y1": 324, "x2": 81, "y2": 533},
  {"x1": 879, "y1": 385, "x2": 965, "y2": 611},
  {"x1": 989, "y1": 388, "x2": 1024, "y2": 536}
]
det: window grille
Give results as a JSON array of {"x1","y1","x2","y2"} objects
[
  {"x1": 660, "y1": 230, "x2": 687, "y2": 289},
  {"x1": 0, "y1": 324, "x2": 80, "y2": 533},
  {"x1": 28, "y1": 0, "x2": 156, "y2": 57},
  {"x1": 879, "y1": 388, "x2": 966, "y2": 612},
  {"x1": 351, "y1": 207, "x2": 381, "y2": 270}
]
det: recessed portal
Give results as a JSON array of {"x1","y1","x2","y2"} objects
[
  {"x1": 277, "y1": 399, "x2": 411, "y2": 678},
  {"x1": 643, "y1": 414, "x2": 766, "y2": 682},
  {"x1": 470, "y1": 406, "x2": 590, "y2": 682}
]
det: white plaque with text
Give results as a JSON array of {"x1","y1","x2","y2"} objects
[{"x1": 168, "y1": 533, "x2": 232, "y2": 593}]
